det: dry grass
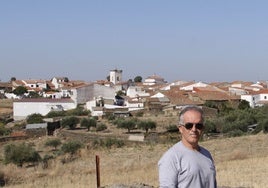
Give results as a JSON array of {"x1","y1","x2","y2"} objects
[
  {"x1": 0, "y1": 133, "x2": 267, "y2": 188},
  {"x1": 0, "y1": 99, "x2": 13, "y2": 116}
]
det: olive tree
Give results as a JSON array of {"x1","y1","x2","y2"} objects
[
  {"x1": 45, "y1": 139, "x2": 62, "y2": 150},
  {"x1": 138, "y1": 120, "x2": 156, "y2": 133},
  {"x1": 117, "y1": 119, "x2": 137, "y2": 133},
  {"x1": 61, "y1": 116, "x2": 80, "y2": 129},
  {"x1": 61, "y1": 140, "x2": 83, "y2": 155},
  {"x1": 4, "y1": 143, "x2": 41, "y2": 167}
]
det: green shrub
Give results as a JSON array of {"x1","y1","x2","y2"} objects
[
  {"x1": 61, "y1": 116, "x2": 80, "y2": 129},
  {"x1": 259, "y1": 118, "x2": 268, "y2": 133},
  {"x1": 46, "y1": 111, "x2": 66, "y2": 118},
  {"x1": 61, "y1": 141, "x2": 83, "y2": 155},
  {"x1": 138, "y1": 119, "x2": 156, "y2": 133},
  {"x1": 227, "y1": 129, "x2": 244, "y2": 137},
  {"x1": 166, "y1": 124, "x2": 178, "y2": 132},
  {"x1": 0, "y1": 124, "x2": 11, "y2": 136},
  {"x1": 107, "y1": 114, "x2": 115, "y2": 121},
  {"x1": 26, "y1": 113, "x2": 44, "y2": 124},
  {"x1": 4, "y1": 143, "x2": 41, "y2": 167},
  {"x1": 96, "y1": 123, "x2": 107, "y2": 131},
  {"x1": 45, "y1": 139, "x2": 62, "y2": 150},
  {"x1": 66, "y1": 107, "x2": 90, "y2": 116},
  {"x1": 117, "y1": 118, "x2": 137, "y2": 133}
]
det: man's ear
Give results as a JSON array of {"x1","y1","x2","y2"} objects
[{"x1": 178, "y1": 125, "x2": 182, "y2": 133}]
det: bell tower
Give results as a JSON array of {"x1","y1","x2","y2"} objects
[{"x1": 110, "y1": 69, "x2": 122, "y2": 84}]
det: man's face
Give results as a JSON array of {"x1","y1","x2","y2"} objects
[{"x1": 179, "y1": 110, "x2": 203, "y2": 148}]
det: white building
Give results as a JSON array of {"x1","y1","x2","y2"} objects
[
  {"x1": 241, "y1": 91, "x2": 268, "y2": 108},
  {"x1": 126, "y1": 86, "x2": 150, "y2": 98},
  {"x1": 110, "y1": 69, "x2": 122, "y2": 85},
  {"x1": 70, "y1": 83, "x2": 115, "y2": 105},
  {"x1": 180, "y1": 81, "x2": 209, "y2": 91},
  {"x1": 143, "y1": 74, "x2": 166, "y2": 86},
  {"x1": 13, "y1": 98, "x2": 76, "y2": 120},
  {"x1": 51, "y1": 77, "x2": 69, "y2": 89}
]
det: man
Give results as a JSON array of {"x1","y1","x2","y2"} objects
[{"x1": 158, "y1": 105, "x2": 217, "y2": 188}]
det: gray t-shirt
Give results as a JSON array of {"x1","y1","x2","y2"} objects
[{"x1": 158, "y1": 141, "x2": 217, "y2": 188}]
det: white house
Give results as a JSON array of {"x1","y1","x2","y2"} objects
[
  {"x1": 159, "y1": 80, "x2": 189, "y2": 91},
  {"x1": 43, "y1": 91, "x2": 62, "y2": 99},
  {"x1": 51, "y1": 77, "x2": 69, "y2": 89},
  {"x1": 151, "y1": 92, "x2": 170, "y2": 103},
  {"x1": 241, "y1": 90, "x2": 268, "y2": 108},
  {"x1": 86, "y1": 96, "x2": 114, "y2": 116},
  {"x1": 241, "y1": 95, "x2": 255, "y2": 108},
  {"x1": 126, "y1": 86, "x2": 150, "y2": 98},
  {"x1": 143, "y1": 74, "x2": 166, "y2": 86},
  {"x1": 13, "y1": 98, "x2": 76, "y2": 120},
  {"x1": 180, "y1": 81, "x2": 209, "y2": 91},
  {"x1": 70, "y1": 83, "x2": 115, "y2": 105},
  {"x1": 124, "y1": 97, "x2": 144, "y2": 111},
  {"x1": 16, "y1": 79, "x2": 48, "y2": 94},
  {"x1": 228, "y1": 87, "x2": 248, "y2": 96}
]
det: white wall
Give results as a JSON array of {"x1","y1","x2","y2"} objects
[
  {"x1": 71, "y1": 83, "x2": 115, "y2": 105},
  {"x1": 13, "y1": 99, "x2": 76, "y2": 120},
  {"x1": 126, "y1": 86, "x2": 150, "y2": 98},
  {"x1": 110, "y1": 69, "x2": 122, "y2": 85},
  {"x1": 241, "y1": 95, "x2": 255, "y2": 108}
]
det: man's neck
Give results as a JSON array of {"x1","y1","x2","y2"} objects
[{"x1": 181, "y1": 140, "x2": 200, "y2": 151}]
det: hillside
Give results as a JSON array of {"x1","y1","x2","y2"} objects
[
  {"x1": 0, "y1": 132, "x2": 267, "y2": 188},
  {"x1": 0, "y1": 99, "x2": 13, "y2": 116}
]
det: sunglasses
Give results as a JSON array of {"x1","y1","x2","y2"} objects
[{"x1": 182, "y1": 122, "x2": 204, "y2": 130}]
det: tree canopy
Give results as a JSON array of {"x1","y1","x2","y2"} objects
[{"x1": 134, "y1": 76, "x2": 142, "y2": 82}]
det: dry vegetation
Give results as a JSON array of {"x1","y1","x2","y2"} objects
[
  {"x1": 0, "y1": 99, "x2": 13, "y2": 116},
  {"x1": 0, "y1": 102, "x2": 267, "y2": 187},
  {"x1": 0, "y1": 132, "x2": 267, "y2": 188}
]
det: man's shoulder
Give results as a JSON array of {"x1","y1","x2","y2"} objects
[{"x1": 199, "y1": 146, "x2": 213, "y2": 159}]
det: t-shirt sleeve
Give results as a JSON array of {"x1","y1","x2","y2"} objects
[{"x1": 158, "y1": 150, "x2": 179, "y2": 188}]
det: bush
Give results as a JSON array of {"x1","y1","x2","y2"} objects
[
  {"x1": 0, "y1": 124, "x2": 11, "y2": 136},
  {"x1": 45, "y1": 139, "x2": 62, "y2": 150},
  {"x1": 61, "y1": 141, "x2": 83, "y2": 155},
  {"x1": 46, "y1": 111, "x2": 66, "y2": 118},
  {"x1": 166, "y1": 125, "x2": 178, "y2": 132},
  {"x1": 96, "y1": 123, "x2": 107, "y2": 131},
  {"x1": 107, "y1": 114, "x2": 115, "y2": 121},
  {"x1": 66, "y1": 107, "x2": 90, "y2": 116},
  {"x1": 4, "y1": 143, "x2": 41, "y2": 167},
  {"x1": 227, "y1": 129, "x2": 244, "y2": 137},
  {"x1": 26, "y1": 113, "x2": 44, "y2": 124},
  {"x1": 138, "y1": 120, "x2": 156, "y2": 133},
  {"x1": 258, "y1": 118, "x2": 268, "y2": 133},
  {"x1": 117, "y1": 119, "x2": 137, "y2": 133},
  {"x1": 42, "y1": 154, "x2": 54, "y2": 169},
  {"x1": 61, "y1": 116, "x2": 80, "y2": 129}
]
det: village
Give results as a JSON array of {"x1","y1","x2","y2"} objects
[
  {"x1": 0, "y1": 68, "x2": 267, "y2": 140},
  {"x1": 1, "y1": 69, "x2": 268, "y2": 121}
]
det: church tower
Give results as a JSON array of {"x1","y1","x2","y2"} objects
[{"x1": 109, "y1": 69, "x2": 122, "y2": 84}]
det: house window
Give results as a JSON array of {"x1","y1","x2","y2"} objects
[{"x1": 265, "y1": 96, "x2": 267, "y2": 100}]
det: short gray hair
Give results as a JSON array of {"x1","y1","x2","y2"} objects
[{"x1": 178, "y1": 105, "x2": 204, "y2": 126}]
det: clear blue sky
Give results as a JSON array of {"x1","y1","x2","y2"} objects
[{"x1": 1, "y1": 1, "x2": 268, "y2": 83}]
